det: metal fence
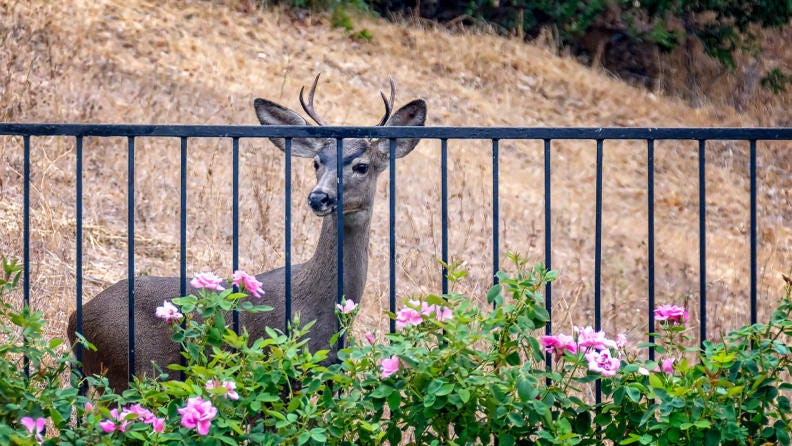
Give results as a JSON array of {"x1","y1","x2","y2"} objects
[{"x1": 2, "y1": 124, "x2": 791, "y2": 393}]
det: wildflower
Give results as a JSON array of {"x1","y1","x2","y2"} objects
[
  {"x1": 575, "y1": 326, "x2": 618, "y2": 350},
  {"x1": 206, "y1": 378, "x2": 240, "y2": 400},
  {"x1": 585, "y1": 349, "x2": 620, "y2": 377},
  {"x1": 364, "y1": 332, "x2": 376, "y2": 344},
  {"x1": 155, "y1": 300, "x2": 184, "y2": 323},
  {"x1": 660, "y1": 357, "x2": 675, "y2": 374},
  {"x1": 20, "y1": 417, "x2": 46, "y2": 444},
  {"x1": 540, "y1": 334, "x2": 577, "y2": 355},
  {"x1": 335, "y1": 299, "x2": 357, "y2": 314},
  {"x1": 232, "y1": 270, "x2": 264, "y2": 298},
  {"x1": 190, "y1": 272, "x2": 225, "y2": 291},
  {"x1": 178, "y1": 397, "x2": 217, "y2": 436},
  {"x1": 380, "y1": 355, "x2": 401, "y2": 379},
  {"x1": 395, "y1": 307, "x2": 423, "y2": 329},
  {"x1": 654, "y1": 304, "x2": 689, "y2": 325}
]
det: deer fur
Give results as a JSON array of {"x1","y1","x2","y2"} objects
[{"x1": 67, "y1": 76, "x2": 427, "y2": 391}]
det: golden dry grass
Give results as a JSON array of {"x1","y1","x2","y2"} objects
[{"x1": 0, "y1": 0, "x2": 790, "y2": 354}]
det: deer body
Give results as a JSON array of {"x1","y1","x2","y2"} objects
[{"x1": 67, "y1": 76, "x2": 426, "y2": 390}]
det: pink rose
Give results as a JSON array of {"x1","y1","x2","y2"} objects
[
  {"x1": 232, "y1": 270, "x2": 264, "y2": 298},
  {"x1": 661, "y1": 357, "x2": 675, "y2": 374},
  {"x1": 155, "y1": 300, "x2": 184, "y2": 323},
  {"x1": 20, "y1": 417, "x2": 46, "y2": 444},
  {"x1": 151, "y1": 417, "x2": 165, "y2": 433},
  {"x1": 335, "y1": 299, "x2": 357, "y2": 314},
  {"x1": 380, "y1": 355, "x2": 401, "y2": 379},
  {"x1": 364, "y1": 332, "x2": 376, "y2": 345},
  {"x1": 178, "y1": 397, "x2": 217, "y2": 436},
  {"x1": 395, "y1": 307, "x2": 423, "y2": 330},
  {"x1": 98, "y1": 419, "x2": 117, "y2": 434},
  {"x1": 654, "y1": 304, "x2": 689, "y2": 325},
  {"x1": 575, "y1": 326, "x2": 618, "y2": 351},
  {"x1": 585, "y1": 349, "x2": 621, "y2": 377},
  {"x1": 206, "y1": 378, "x2": 240, "y2": 400},
  {"x1": 434, "y1": 305, "x2": 453, "y2": 322},
  {"x1": 190, "y1": 272, "x2": 225, "y2": 291},
  {"x1": 540, "y1": 334, "x2": 577, "y2": 355}
]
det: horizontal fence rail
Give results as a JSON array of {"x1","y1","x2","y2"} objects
[
  {"x1": 3, "y1": 123, "x2": 790, "y2": 397},
  {"x1": 3, "y1": 124, "x2": 792, "y2": 139}
]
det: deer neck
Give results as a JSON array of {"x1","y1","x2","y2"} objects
[{"x1": 301, "y1": 210, "x2": 371, "y2": 303}]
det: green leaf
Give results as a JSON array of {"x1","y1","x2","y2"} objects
[
  {"x1": 458, "y1": 388, "x2": 471, "y2": 404},
  {"x1": 704, "y1": 429, "x2": 720, "y2": 446},
  {"x1": 778, "y1": 423, "x2": 791, "y2": 446},
  {"x1": 517, "y1": 379, "x2": 536, "y2": 402},
  {"x1": 620, "y1": 434, "x2": 642, "y2": 445},
  {"x1": 436, "y1": 383, "x2": 455, "y2": 396},
  {"x1": 648, "y1": 373, "x2": 664, "y2": 389},
  {"x1": 625, "y1": 386, "x2": 642, "y2": 403},
  {"x1": 310, "y1": 428, "x2": 328, "y2": 442},
  {"x1": 507, "y1": 412, "x2": 525, "y2": 427},
  {"x1": 498, "y1": 434, "x2": 516, "y2": 446},
  {"x1": 370, "y1": 384, "x2": 394, "y2": 398},
  {"x1": 487, "y1": 284, "x2": 502, "y2": 305}
]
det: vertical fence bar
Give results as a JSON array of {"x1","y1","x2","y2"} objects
[
  {"x1": 544, "y1": 139, "x2": 552, "y2": 331},
  {"x1": 594, "y1": 139, "x2": 603, "y2": 405},
  {"x1": 179, "y1": 137, "x2": 188, "y2": 299},
  {"x1": 336, "y1": 138, "x2": 344, "y2": 347},
  {"x1": 749, "y1": 139, "x2": 757, "y2": 326},
  {"x1": 647, "y1": 139, "x2": 655, "y2": 361},
  {"x1": 544, "y1": 139, "x2": 552, "y2": 384},
  {"x1": 441, "y1": 139, "x2": 449, "y2": 296},
  {"x1": 698, "y1": 140, "x2": 707, "y2": 346},
  {"x1": 179, "y1": 137, "x2": 187, "y2": 380},
  {"x1": 23, "y1": 135, "x2": 30, "y2": 379},
  {"x1": 75, "y1": 136, "x2": 84, "y2": 372},
  {"x1": 127, "y1": 136, "x2": 136, "y2": 383},
  {"x1": 232, "y1": 137, "x2": 240, "y2": 334},
  {"x1": 284, "y1": 138, "x2": 293, "y2": 331},
  {"x1": 492, "y1": 139, "x2": 499, "y2": 289},
  {"x1": 389, "y1": 139, "x2": 397, "y2": 334}
]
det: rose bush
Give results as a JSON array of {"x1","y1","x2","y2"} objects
[{"x1": 1, "y1": 253, "x2": 791, "y2": 445}]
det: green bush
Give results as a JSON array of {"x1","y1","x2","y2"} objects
[{"x1": 1, "y1": 253, "x2": 791, "y2": 444}]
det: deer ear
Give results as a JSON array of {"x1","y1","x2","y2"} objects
[
  {"x1": 253, "y1": 98, "x2": 325, "y2": 157},
  {"x1": 378, "y1": 99, "x2": 427, "y2": 159}
]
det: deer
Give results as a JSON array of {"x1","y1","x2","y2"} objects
[{"x1": 67, "y1": 75, "x2": 427, "y2": 391}]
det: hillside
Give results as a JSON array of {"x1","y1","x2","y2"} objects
[{"x1": 1, "y1": 0, "x2": 790, "y2": 347}]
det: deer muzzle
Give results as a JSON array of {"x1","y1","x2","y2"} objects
[{"x1": 308, "y1": 190, "x2": 336, "y2": 216}]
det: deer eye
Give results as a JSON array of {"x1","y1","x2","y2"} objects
[
  {"x1": 313, "y1": 159, "x2": 320, "y2": 170},
  {"x1": 353, "y1": 163, "x2": 369, "y2": 175}
]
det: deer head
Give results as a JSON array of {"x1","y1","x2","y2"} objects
[{"x1": 253, "y1": 74, "x2": 427, "y2": 219}]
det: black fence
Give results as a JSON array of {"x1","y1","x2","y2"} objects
[{"x1": 2, "y1": 124, "x2": 791, "y2": 393}]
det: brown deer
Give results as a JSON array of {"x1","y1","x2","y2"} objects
[{"x1": 67, "y1": 75, "x2": 427, "y2": 390}]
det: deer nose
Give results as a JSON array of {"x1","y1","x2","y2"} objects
[{"x1": 308, "y1": 191, "x2": 336, "y2": 212}]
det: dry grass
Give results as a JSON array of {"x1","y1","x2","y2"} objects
[{"x1": 0, "y1": 0, "x2": 790, "y2": 354}]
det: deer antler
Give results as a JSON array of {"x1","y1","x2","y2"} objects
[
  {"x1": 299, "y1": 74, "x2": 329, "y2": 126},
  {"x1": 376, "y1": 77, "x2": 396, "y2": 126}
]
